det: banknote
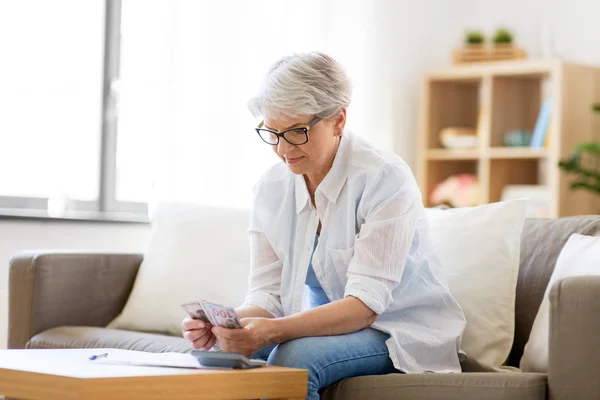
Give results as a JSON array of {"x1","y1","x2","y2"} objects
[
  {"x1": 181, "y1": 300, "x2": 222, "y2": 352},
  {"x1": 181, "y1": 300, "x2": 243, "y2": 329},
  {"x1": 200, "y1": 301, "x2": 243, "y2": 329},
  {"x1": 181, "y1": 301, "x2": 212, "y2": 324},
  {"x1": 181, "y1": 300, "x2": 243, "y2": 351}
]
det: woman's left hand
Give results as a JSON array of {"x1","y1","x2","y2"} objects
[{"x1": 211, "y1": 317, "x2": 276, "y2": 357}]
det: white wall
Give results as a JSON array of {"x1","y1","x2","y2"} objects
[
  {"x1": 469, "y1": 0, "x2": 600, "y2": 66},
  {"x1": 0, "y1": 220, "x2": 152, "y2": 348},
  {"x1": 363, "y1": 0, "x2": 473, "y2": 167}
]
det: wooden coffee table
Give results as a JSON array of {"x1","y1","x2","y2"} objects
[{"x1": 0, "y1": 349, "x2": 308, "y2": 400}]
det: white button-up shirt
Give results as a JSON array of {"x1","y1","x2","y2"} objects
[{"x1": 243, "y1": 131, "x2": 466, "y2": 373}]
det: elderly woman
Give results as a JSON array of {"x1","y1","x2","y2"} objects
[{"x1": 182, "y1": 52, "x2": 466, "y2": 399}]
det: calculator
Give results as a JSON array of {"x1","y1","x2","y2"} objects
[{"x1": 190, "y1": 350, "x2": 267, "y2": 369}]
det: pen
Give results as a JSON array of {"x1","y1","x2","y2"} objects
[{"x1": 89, "y1": 353, "x2": 109, "y2": 361}]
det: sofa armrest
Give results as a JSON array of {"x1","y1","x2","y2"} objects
[
  {"x1": 548, "y1": 275, "x2": 600, "y2": 400},
  {"x1": 8, "y1": 251, "x2": 143, "y2": 349}
]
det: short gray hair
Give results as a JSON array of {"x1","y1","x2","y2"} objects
[{"x1": 247, "y1": 52, "x2": 352, "y2": 120}]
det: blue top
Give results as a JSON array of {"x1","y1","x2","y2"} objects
[{"x1": 305, "y1": 234, "x2": 330, "y2": 308}]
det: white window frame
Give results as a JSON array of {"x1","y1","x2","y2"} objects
[{"x1": 0, "y1": 0, "x2": 148, "y2": 222}]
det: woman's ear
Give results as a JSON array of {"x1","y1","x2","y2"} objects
[{"x1": 334, "y1": 108, "x2": 347, "y2": 136}]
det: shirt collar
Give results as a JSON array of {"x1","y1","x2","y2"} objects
[
  {"x1": 295, "y1": 131, "x2": 351, "y2": 214},
  {"x1": 295, "y1": 175, "x2": 310, "y2": 214}
]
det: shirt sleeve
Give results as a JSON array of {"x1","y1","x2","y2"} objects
[
  {"x1": 344, "y1": 163, "x2": 421, "y2": 315},
  {"x1": 241, "y1": 185, "x2": 285, "y2": 318}
]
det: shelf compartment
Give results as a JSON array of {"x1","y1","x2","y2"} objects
[
  {"x1": 425, "y1": 160, "x2": 479, "y2": 207},
  {"x1": 489, "y1": 147, "x2": 549, "y2": 159},
  {"x1": 428, "y1": 80, "x2": 480, "y2": 149},
  {"x1": 490, "y1": 75, "x2": 547, "y2": 147},
  {"x1": 489, "y1": 159, "x2": 541, "y2": 203}
]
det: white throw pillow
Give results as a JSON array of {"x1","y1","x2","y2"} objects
[
  {"x1": 520, "y1": 233, "x2": 600, "y2": 372},
  {"x1": 426, "y1": 199, "x2": 527, "y2": 370},
  {"x1": 108, "y1": 202, "x2": 251, "y2": 336}
]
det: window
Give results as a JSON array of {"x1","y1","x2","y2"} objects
[
  {"x1": 1, "y1": 0, "x2": 369, "y2": 218},
  {"x1": 0, "y1": 0, "x2": 104, "y2": 206},
  {"x1": 0, "y1": 0, "x2": 146, "y2": 220}
]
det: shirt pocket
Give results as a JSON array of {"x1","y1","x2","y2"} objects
[{"x1": 329, "y1": 247, "x2": 355, "y2": 288}]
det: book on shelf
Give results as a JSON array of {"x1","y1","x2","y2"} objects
[
  {"x1": 544, "y1": 124, "x2": 551, "y2": 147},
  {"x1": 530, "y1": 98, "x2": 552, "y2": 148}
]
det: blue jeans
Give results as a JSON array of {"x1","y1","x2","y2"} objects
[{"x1": 251, "y1": 328, "x2": 400, "y2": 400}]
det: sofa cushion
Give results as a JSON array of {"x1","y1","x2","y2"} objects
[
  {"x1": 426, "y1": 199, "x2": 527, "y2": 369},
  {"x1": 521, "y1": 233, "x2": 600, "y2": 372},
  {"x1": 26, "y1": 326, "x2": 192, "y2": 354},
  {"x1": 507, "y1": 215, "x2": 600, "y2": 367},
  {"x1": 108, "y1": 202, "x2": 251, "y2": 337},
  {"x1": 321, "y1": 372, "x2": 547, "y2": 400}
]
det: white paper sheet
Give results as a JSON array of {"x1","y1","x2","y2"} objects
[{"x1": 89, "y1": 350, "x2": 225, "y2": 369}]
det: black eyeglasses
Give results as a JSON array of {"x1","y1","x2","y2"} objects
[{"x1": 255, "y1": 116, "x2": 322, "y2": 145}]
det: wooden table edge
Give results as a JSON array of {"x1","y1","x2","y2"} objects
[{"x1": 0, "y1": 365, "x2": 308, "y2": 400}]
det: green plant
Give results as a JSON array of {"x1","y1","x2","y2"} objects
[
  {"x1": 558, "y1": 143, "x2": 600, "y2": 195},
  {"x1": 465, "y1": 31, "x2": 485, "y2": 45},
  {"x1": 558, "y1": 104, "x2": 600, "y2": 196},
  {"x1": 493, "y1": 28, "x2": 513, "y2": 44}
]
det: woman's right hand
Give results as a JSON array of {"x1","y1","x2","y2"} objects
[{"x1": 181, "y1": 317, "x2": 217, "y2": 350}]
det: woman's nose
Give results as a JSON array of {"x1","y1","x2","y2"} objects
[{"x1": 276, "y1": 138, "x2": 294, "y2": 156}]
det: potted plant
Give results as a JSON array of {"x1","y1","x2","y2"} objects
[
  {"x1": 558, "y1": 104, "x2": 600, "y2": 201},
  {"x1": 455, "y1": 31, "x2": 486, "y2": 63},
  {"x1": 493, "y1": 28, "x2": 513, "y2": 46},
  {"x1": 454, "y1": 28, "x2": 525, "y2": 64},
  {"x1": 465, "y1": 31, "x2": 485, "y2": 46}
]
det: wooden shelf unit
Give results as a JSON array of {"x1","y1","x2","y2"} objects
[
  {"x1": 417, "y1": 59, "x2": 600, "y2": 217},
  {"x1": 488, "y1": 147, "x2": 548, "y2": 159}
]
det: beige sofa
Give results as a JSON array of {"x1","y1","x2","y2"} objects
[{"x1": 8, "y1": 216, "x2": 600, "y2": 400}]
